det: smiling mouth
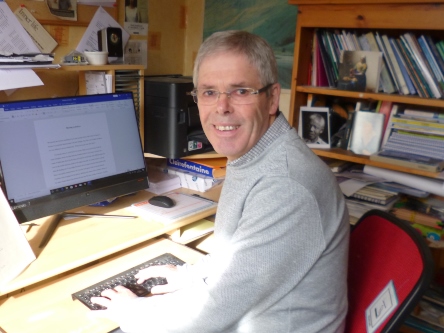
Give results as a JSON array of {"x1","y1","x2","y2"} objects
[{"x1": 215, "y1": 125, "x2": 239, "y2": 131}]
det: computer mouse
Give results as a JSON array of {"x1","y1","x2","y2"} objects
[{"x1": 148, "y1": 195, "x2": 175, "y2": 208}]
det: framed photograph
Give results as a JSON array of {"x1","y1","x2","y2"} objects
[
  {"x1": 348, "y1": 111, "x2": 385, "y2": 156},
  {"x1": 298, "y1": 107, "x2": 331, "y2": 148}
]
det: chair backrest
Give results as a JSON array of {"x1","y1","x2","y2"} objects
[{"x1": 345, "y1": 209, "x2": 434, "y2": 333}]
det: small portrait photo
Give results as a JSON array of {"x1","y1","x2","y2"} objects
[{"x1": 299, "y1": 107, "x2": 331, "y2": 148}]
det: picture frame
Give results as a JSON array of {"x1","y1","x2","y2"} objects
[{"x1": 298, "y1": 106, "x2": 331, "y2": 148}]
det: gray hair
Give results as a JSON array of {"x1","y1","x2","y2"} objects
[{"x1": 193, "y1": 30, "x2": 278, "y2": 87}]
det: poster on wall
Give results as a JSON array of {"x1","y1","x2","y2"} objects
[
  {"x1": 203, "y1": 0, "x2": 297, "y2": 89},
  {"x1": 124, "y1": 0, "x2": 148, "y2": 35}
]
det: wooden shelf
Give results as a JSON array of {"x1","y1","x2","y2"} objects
[
  {"x1": 289, "y1": 2, "x2": 444, "y2": 331},
  {"x1": 312, "y1": 148, "x2": 441, "y2": 178},
  {"x1": 296, "y1": 86, "x2": 444, "y2": 108},
  {"x1": 289, "y1": 0, "x2": 444, "y2": 180},
  {"x1": 59, "y1": 64, "x2": 144, "y2": 71}
]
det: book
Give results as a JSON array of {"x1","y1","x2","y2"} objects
[
  {"x1": 322, "y1": 30, "x2": 339, "y2": 80},
  {"x1": 337, "y1": 50, "x2": 382, "y2": 93},
  {"x1": 349, "y1": 184, "x2": 399, "y2": 205},
  {"x1": 370, "y1": 150, "x2": 444, "y2": 172},
  {"x1": 412, "y1": 299, "x2": 444, "y2": 330},
  {"x1": 395, "y1": 38, "x2": 428, "y2": 98},
  {"x1": 381, "y1": 34, "x2": 410, "y2": 95},
  {"x1": 371, "y1": 182, "x2": 430, "y2": 198},
  {"x1": 314, "y1": 32, "x2": 329, "y2": 87},
  {"x1": 424, "y1": 283, "x2": 444, "y2": 307},
  {"x1": 396, "y1": 196, "x2": 444, "y2": 221},
  {"x1": 315, "y1": 29, "x2": 337, "y2": 87},
  {"x1": 362, "y1": 31, "x2": 397, "y2": 93},
  {"x1": 391, "y1": 116, "x2": 444, "y2": 132},
  {"x1": 404, "y1": 314, "x2": 444, "y2": 333},
  {"x1": 411, "y1": 34, "x2": 444, "y2": 97},
  {"x1": 167, "y1": 157, "x2": 227, "y2": 179},
  {"x1": 348, "y1": 111, "x2": 385, "y2": 155},
  {"x1": 375, "y1": 32, "x2": 402, "y2": 93},
  {"x1": 403, "y1": 33, "x2": 442, "y2": 98},
  {"x1": 131, "y1": 192, "x2": 218, "y2": 225},
  {"x1": 163, "y1": 166, "x2": 224, "y2": 193},
  {"x1": 381, "y1": 103, "x2": 400, "y2": 147},
  {"x1": 377, "y1": 101, "x2": 393, "y2": 139},
  {"x1": 398, "y1": 37, "x2": 433, "y2": 98},
  {"x1": 389, "y1": 37, "x2": 417, "y2": 95},
  {"x1": 404, "y1": 108, "x2": 444, "y2": 120},
  {"x1": 425, "y1": 35, "x2": 444, "y2": 84},
  {"x1": 383, "y1": 130, "x2": 444, "y2": 160},
  {"x1": 345, "y1": 196, "x2": 397, "y2": 219},
  {"x1": 418, "y1": 35, "x2": 444, "y2": 91}
]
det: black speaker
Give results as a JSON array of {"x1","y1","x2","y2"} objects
[{"x1": 98, "y1": 27, "x2": 123, "y2": 57}]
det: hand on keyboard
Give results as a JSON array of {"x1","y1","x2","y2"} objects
[
  {"x1": 91, "y1": 285, "x2": 138, "y2": 310},
  {"x1": 135, "y1": 264, "x2": 183, "y2": 294},
  {"x1": 72, "y1": 253, "x2": 186, "y2": 310}
]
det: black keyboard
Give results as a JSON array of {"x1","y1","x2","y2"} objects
[{"x1": 72, "y1": 253, "x2": 185, "y2": 310}]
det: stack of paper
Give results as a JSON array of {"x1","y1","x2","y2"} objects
[
  {"x1": 146, "y1": 169, "x2": 181, "y2": 195},
  {"x1": 131, "y1": 192, "x2": 217, "y2": 225}
]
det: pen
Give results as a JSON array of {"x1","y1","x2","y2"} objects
[
  {"x1": 191, "y1": 194, "x2": 216, "y2": 203},
  {"x1": 63, "y1": 213, "x2": 137, "y2": 218}
]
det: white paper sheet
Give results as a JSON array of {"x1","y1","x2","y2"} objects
[
  {"x1": 0, "y1": 189, "x2": 36, "y2": 288},
  {"x1": 0, "y1": 2, "x2": 40, "y2": 54},
  {"x1": 363, "y1": 165, "x2": 444, "y2": 196},
  {"x1": 76, "y1": 6, "x2": 130, "y2": 52},
  {"x1": 0, "y1": 68, "x2": 43, "y2": 91}
]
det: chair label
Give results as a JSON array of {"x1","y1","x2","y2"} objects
[{"x1": 365, "y1": 280, "x2": 399, "y2": 333}]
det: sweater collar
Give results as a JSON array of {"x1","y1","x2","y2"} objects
[{"x1": 228, "y1": 112, "x2": 291, "y2": 167}]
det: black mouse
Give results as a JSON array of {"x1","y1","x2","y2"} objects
[{"x1": 148, "y1": 195, "x2": 175, "y2": 208}]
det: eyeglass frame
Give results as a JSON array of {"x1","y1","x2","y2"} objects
[{"x1": 188, "y1": 83, "x2": 275, "y2": 105}]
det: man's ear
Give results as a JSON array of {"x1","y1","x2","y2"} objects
[{"x1": 268, "y1": 83, "x2": 281, "y2": 115}]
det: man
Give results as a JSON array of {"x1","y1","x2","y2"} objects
[
  {"x1": 304, "y1": 113, "x2": 327, "y2": 144},
  {"x1": 91, "y1": 30, "x2": 349, "y2": 333}
]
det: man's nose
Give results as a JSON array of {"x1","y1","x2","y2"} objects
[{"x1": 216, "y1": 93, "x2": 232, "y2": 113}]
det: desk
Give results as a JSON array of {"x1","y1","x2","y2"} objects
[
  {"x1": 0, "y1": 185, "x2": 221, "y2": 333},
  {"x1": 0, "y1": 238, "x2": 203, "y2": 333}
]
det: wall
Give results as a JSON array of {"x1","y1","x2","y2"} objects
[{"x1": 0, "y1": 0, "x2": 291, "y2": 118}]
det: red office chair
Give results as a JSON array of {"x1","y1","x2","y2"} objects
[{"x1": 345, "y1": 209, "x2": 434, "y2": 333}]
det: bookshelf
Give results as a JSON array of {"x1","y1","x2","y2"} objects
[
  {"x1": 288, "y1": 2, "x2": 444, "y2": 332},
  {"x1": 288, "y1": 1, "x2": 444, "y2": 177}
]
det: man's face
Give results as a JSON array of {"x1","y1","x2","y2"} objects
[
  {"x1": 196, "y1": 52, "x2": 280, "y2": 161},
  {"x1": 308, "y1": 116, "x2": 324, "y2": 141}
]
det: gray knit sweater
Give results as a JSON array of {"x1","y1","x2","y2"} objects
[{"x1": 112, "y1": 113, "x2": 350, "y2": 333}]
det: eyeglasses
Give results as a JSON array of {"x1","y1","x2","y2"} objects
[{"x1": 188, "y1": 83, "x2": 274, "y2": 105}]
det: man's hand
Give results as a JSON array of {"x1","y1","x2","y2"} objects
[
  {"x1": 135, "y1": 264, "x2": 186, "y2": 294},
  {"x1": 91, "y1": 285, "x2": 138, "y2": 309}
]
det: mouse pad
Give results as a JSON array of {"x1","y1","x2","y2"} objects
[{"x1": 130, "y1": 192, "x2": 217, "y2": 225}]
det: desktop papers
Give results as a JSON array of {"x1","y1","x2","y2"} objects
[{"x1": 0, "y1": 189, "x2": 36, "y2": 288}]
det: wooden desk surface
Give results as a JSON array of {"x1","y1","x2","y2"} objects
[
  {"x1": 0, "y1": 238, "x2": 204, "y2": 333},
  {"x1": 1, "y1": 185, "x2": 221, "y2": 296}
]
